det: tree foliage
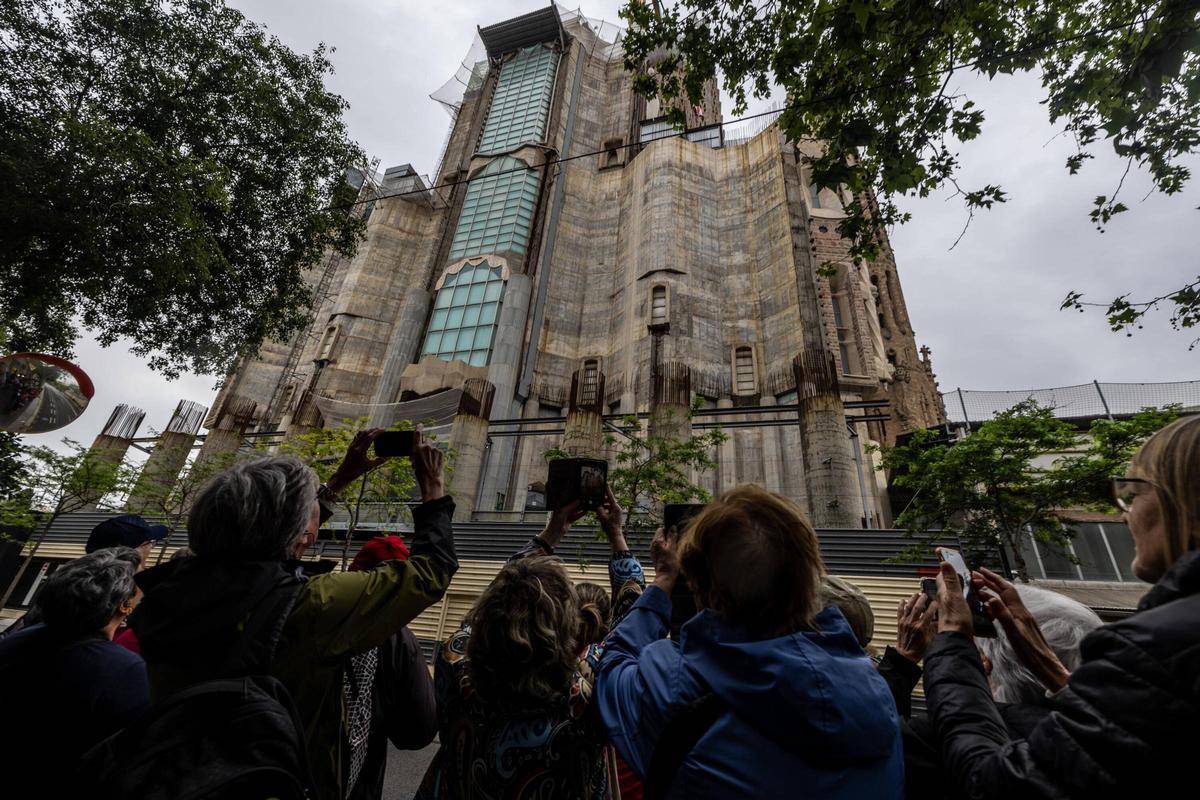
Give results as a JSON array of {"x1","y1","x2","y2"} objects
[
  {"x1": 621, "y1": 0, "x2": 1200, "y2": 341},
  {"x1": 277, "y1": 418, "x2": 420, "y2": 568},
  {"x1": 878, "y1": 400, "x2": 1177, "y2": 580},
  {"x1": 0, "y1": 0, "x2": 365, "y2": 377}
]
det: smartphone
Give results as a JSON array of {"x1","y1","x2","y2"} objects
[
  {"x1": 937, "y1": 548, "x2": 997, "y2": 637},
  {"x1": 373, "y1": 430, "x2": 416, "y2": 458},
  {"x1": 546, "y1": 458, "x2": 609, "y2": 511},
  {"x1": 919, "y1": 577, "x2": 938, "y2": 600},
  {"x1": 664, "y1": 504, "x2": 705, "y2": 640}
]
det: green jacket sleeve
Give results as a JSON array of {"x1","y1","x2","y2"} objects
[{"x1": 290, "y1": 495, "x2": 458, "y2": 661}]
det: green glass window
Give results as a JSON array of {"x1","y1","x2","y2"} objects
[
  {"x1": 448, "y1": 156, "x2": 542, "y2": 262},
  {"x1": 421, "y1": 262, "x2": 506, "y2": 367},
  {"x1": 478, "y1": 45, "x2": 558, "y2": 154}
]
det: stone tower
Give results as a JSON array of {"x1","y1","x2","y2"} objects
[{"x1": 206, "y1": 6, "x2": 942, "y2": 525}]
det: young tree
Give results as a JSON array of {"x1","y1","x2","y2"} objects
[
  {"x1": 0, "y1": 0, "x2": 365, "y2": 377},
  {"x1": 0, "y1": 438, "x2": 126, "y2": 606},
  {"x1": 277, "y1": 419, "x2": 419, "y2": 569},
  {"x1": 620, "y1": 1, "x2": 1200, "y2": 341},
  {"x1": 878, "y1": 400, "x2": 1178, "y2": 580}
]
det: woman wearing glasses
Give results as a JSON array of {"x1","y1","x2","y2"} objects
[{"x1": 922, "y1": 414, "x2": 1200, "y2": 799}]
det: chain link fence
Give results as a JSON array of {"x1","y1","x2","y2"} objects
[{"x1": 942, "y1": 380, "x2": 1200, "y2": 425}]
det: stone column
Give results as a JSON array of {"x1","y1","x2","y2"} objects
[
  {"x1": 562, "y1": 367, "x2": 605, "y2": 457},
  {"x1": 74, "y1": 404, "x2": 145, "y2": 511},
  {"x1": 193, "y1": 394, "x2": 258, "y2": 476},
  {"x1": 759, "y1": 395, "x2": 784, "y2": 494},
  {"x1": 716, "y1": 397, "x2": 737, "y2": 493},
  {"x1": 446, "y1": 379, "x2": 495, "y2": 522},
  {"x1": 125, "y1": 400, "x2": 207, "y2": 515},
  {"x1": 793, "y1": 350, "x2": 862, "y2": 528}
]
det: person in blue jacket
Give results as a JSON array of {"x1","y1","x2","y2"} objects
[{"x1": 596, "y1": 484, "x2": 903, "y2": 799}]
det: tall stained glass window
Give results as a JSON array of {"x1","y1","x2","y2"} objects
[
  {"x1": 478, "y1": 45, "x2": 558, "y2": 154},
  {"x1": 421, "y1": 262, "x2": 505, "y2": 367},
  {"x1": 448, "y1": 157, "x2": 541, "y2": 262}
]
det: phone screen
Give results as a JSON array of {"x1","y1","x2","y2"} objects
[
  {"x1": 373, "y1": 430, "x2": 415, "y2": 458},
  {"x1": 938, "y1": 548, "x2": 972, "y2": 598}
]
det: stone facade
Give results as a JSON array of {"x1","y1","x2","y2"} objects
[{"x1": 206, "y1": 7, "x2": 942, "y2": 525}]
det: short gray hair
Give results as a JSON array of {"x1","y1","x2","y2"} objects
[
  {"x1": 39, "y1": 547, "x2": 141, "y2": 635},
  {"x1": 188, "y1": 456, "x2": 318, "y2": 561},
  {"x1": 976, "y1": 584, "x2": 1103, "y2": 704}
]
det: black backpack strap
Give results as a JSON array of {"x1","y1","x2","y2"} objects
[
  {"x1": 643, "y1": 692, "x2": 726, "y2": 800},
  {"x1": 215, "y1": 577, "x2": 304, "y2": 678}
]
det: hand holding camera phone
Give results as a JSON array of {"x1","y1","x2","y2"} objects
[
  {"x1": 936, "y1": 548, "x2": 997, "y2": 637},
  {"x1": 372, "y1": 430, "x2": 416, "y2": 459},
  {"x1": 546, "y1": 458, "x2": 609, "y2": 511},
  {"x1": 664, "y1": 503, "x2": 705, "y2": 640}
]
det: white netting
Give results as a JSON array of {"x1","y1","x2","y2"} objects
[
  {"x1": 312, "y1": 390, "x2": 462, "y2": 440},
  {"x1": 429, "y1": 5, "x2": 626, "y2": 118},
  {"x1": 942, "y1": 380, "x2": 1200, "y2": 424}
]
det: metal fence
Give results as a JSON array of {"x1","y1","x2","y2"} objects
[{"x1": 943, "y1": 380, "x2": 1200, "y2": 426}]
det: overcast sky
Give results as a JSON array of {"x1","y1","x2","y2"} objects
[{"x1": 20, "y1": 0, "x2": 1198, "y2": 454}]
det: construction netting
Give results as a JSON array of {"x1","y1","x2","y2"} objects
[
  {"x1": 429, "y1": 4, "x2": 625, "y2": 117},
  {"x1": 942, "y1": 380, "x2": 1200, "y2": 425}
]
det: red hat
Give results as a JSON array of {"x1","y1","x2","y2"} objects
[{"x1": 349, "y1": 535, "x2": 410, "y2": 572}]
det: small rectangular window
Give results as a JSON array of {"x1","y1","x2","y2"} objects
[
  {"x1": 650, "y1": 285, "x2": 668, "y2": 326},
  {"x1": 734, "y1": 346, "x2": 756, "y2": 395},
  {"x1": 581, "y1": 359, "x2": 600, "y2": 406},
  {"x1": 316, "y1": 324, "x2": 339, "y2": 362}
]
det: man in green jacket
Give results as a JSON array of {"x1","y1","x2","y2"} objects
[{"x1": 131, "y1": 429, "x2": 457, "y2": 800}]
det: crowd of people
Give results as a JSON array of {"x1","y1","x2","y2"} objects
[{"x1": 0, "y1": 415, "x2": 1196, "y2": 799}]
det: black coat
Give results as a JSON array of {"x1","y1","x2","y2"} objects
[{"x1": 924, "y1": 549, "x2": 1200, "y2": 800}]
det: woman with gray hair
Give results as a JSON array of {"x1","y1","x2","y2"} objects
[
  {"x1": 129, "y1": 429, "x2": 458, "y2": 800},
  {"x1": 0, "y1": 548, "x2": 149, "y2": 790},
  {"x1": 975, "y1": 584, "x2": 1101, "y2": 707}
]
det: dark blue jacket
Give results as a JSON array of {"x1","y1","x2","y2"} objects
[
  {"x1": 0, "y1": 623, "x2": 149, "y2": 787},
  {"x1": 596, "y1": 586, "x2": 904, "y2": 799}
]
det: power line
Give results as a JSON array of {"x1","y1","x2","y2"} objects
[{"x1": 328, "y1": 3, "x2": 1198, "y2": 212}]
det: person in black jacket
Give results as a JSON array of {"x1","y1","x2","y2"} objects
[{"x1": 925, "y1": 414, "x2": 1200, "y2": 800}]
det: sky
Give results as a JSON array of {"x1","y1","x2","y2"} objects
[{"x1": 19, "y1": 0, "x2": 1198, "y2": 454}]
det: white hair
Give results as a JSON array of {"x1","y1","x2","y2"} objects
[
  {"x1": 39, "y1": 547, "x2": 141, "y2": 635},
  {"x1": 188, "y1": 456, "x2": 317, "y2": 561},
  {"x1": 976, "y1": 584, "x2": 1102, "y2": 704}
]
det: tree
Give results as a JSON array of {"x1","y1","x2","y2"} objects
[
  {"x1": 1054, "y1": 404, "x2": 1180, "y2": 507},
  {"x1": 0, "y1": 0, "x2": 365, "y2": 378},
  {"x1": 277, "y1": 418, "x2": 419, "y2": 569},
  {"x1": 620, "y1": 0, "x2": 1200, "y2": 341},
  {"x1": 877, "y1": 400, "x2": 1178, "y2": 580},
  {"x1": 0, "y1": 432, "x2": 34, "y2": 532},
  {"x1": 548, "y1": 409, "x2": 728, "y2": 530},
  {"x1": 0, "y1": 438, "x2": 126, "y2": 606}
]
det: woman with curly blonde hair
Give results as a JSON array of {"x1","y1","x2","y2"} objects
[{"x1": 418, "y1": 486, "x2": 641, "y2": 800}]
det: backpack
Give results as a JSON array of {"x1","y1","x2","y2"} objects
[{"x1": 82, "y1": 580, "x2": 314, "y2": 800}]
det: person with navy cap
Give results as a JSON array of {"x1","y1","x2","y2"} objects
[{"x1": 0, "y1": 514, "x2": 167, "y2": 641}]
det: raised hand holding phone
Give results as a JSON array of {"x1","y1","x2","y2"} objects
[
  {"x1": 411, "y1": 429, "x2": 446, "y2": 502},
  {"x1": 976, "y1": 567, "x2": 1070, "y2": 692}
]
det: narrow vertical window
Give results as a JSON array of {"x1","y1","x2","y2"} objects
[
  {"x1": 734, "y1": 346, "x2": 756, "y2": 395},
  {"x1": 316, "y1": 325, "x2": 339, "y2": 362},
  {"x1": 831, "y1": 288, "x2": 857, "y2": 375},
  {"x1": 581, "y1": 359, "x2": 600, "y2": 405},
  {"x1": 650, "y1": 285, "x2": 668, "y2": 326},
  {"x1": 809, "y1": 180, "x2": 822, "y2": 209}
]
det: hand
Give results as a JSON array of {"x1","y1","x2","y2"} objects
[
  {"x1": 976, "y1": 567, "x2": 1070, "y2": 692},
  {"x1": 650, "y1": 525, "x2": 681, "y2": 593},
  {"x1": 540, "y1": 499, "x2": 586, "y2": 549},
  {"x1": 894, "y1": 592, "x2": 937, "y2": 663},
  {"x1": 411, "y1": 429, "x2": 446, "y2": 502},
  {"x1": 328, "y1": 428, "x2": 388, "y2": 495},
  {"x1": 935, "y1": 561, "x2": 974, "y2": 636},
  {"x1": 595, "y1": 485, "x2": 627, "y2": 551}
]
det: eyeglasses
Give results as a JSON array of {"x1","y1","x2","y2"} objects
[{"x1": 1109, "y1": 476, "x2": 1154, "y2": 512}]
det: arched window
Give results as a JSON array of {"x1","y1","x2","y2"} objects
[
  {"x1": 422, "y1": 262, "x2": 506, "y2": 367},
  {"x1": 830, "y1": 269, "x2": 860, "y2": 375}
]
